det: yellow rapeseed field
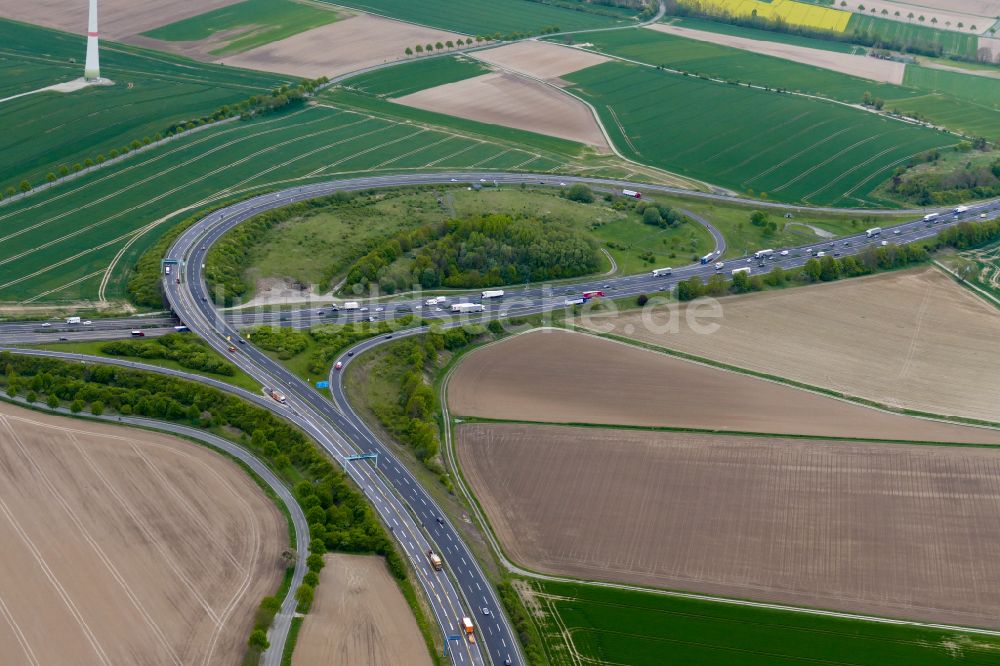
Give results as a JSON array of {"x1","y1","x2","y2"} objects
[{"x1": 682, "y1": 0, "x2": 851, "y2": 32}]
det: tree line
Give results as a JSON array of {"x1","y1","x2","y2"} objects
[
  {"x1": 345, "y1": 213, "x2": 601, "y2": 293},
  {"x1": 101, "y1": 333, "x2": 237, "y2": 376},
  {"x1": 888, "y1": 146, "x2": 999, "y2": 206},
  {"x1": 676, "y1": 242, "x2": 929, "y2": 300}
]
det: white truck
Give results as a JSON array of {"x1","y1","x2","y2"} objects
[
  {"x1": 451, "y1": 303, "x2": 485, "y2": 313},
  {"x1": 622, "y1": 188, "x2": 642, "y2": 199},
  {"x1": 732, "y1": 267, "x2": 751, "y2": 276},
  {"x1": 481, "y1": 290, "x2": 504, "y2": 299},
  {"x1": 651, "y1": 267, "x2": 672, "y2": 277},
  {"x1": 425, "y1": 296, "x2": 447, "y2": 306},
  {"x1": 564, "y1": 297, "x2": 585, "y2": 306},
  {"x1": 342, "y1": 301, "x2": 360, "y2": 311},
  {"x1": 923, "y1": 212, "x2": 939, "y2": 222},
  {"x1": 753, "y1": 249, "x2": 774, "y2": 260},
  {"x1": 865, "y1": 227, "x2": 882, "y2": 238},
  {"x1": 954, "y1": 205, "x2": 969, "y2": 215},
  {"x1": 65, "y1": 316, "x2": 81, "y2": 325}
]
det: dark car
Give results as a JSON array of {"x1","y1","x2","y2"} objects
[
  {"x1": 347, "y1": 350, "x2": 355, "y2": 356},
  {"x1": 385, "y1": 334, "x2": 393, "y2": 339}
]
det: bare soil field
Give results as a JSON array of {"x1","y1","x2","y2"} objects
[
  {"x1": 0, "y1": 0, "x2": 243, "y2": 40},
  {"x1": 221, "y1": 13, "x2": 464, "y2": 78},
  {"x1": 646, "y1": 23, "x2": 906, "y2": 84},
  {"x1": 457, "y1": 421, "x2": 1000, "y2": 628},
  {"x1": 473, "y1": 41, "x2": 609, "y2": 80},
  {"x1": 0, "y1": 401, "x2": 285, "y2": 666},
  {"x1": 292, "y1": 554, "x2": 431, "y2": 666},
  {"x1": 449, "y1": 328, "x2": 1000, "y2": 443},
  {"x1": 394, "y1": 72, "x2": 610, "y2": 150},
  {"x1": 584, "y1": 268, "x2": 1000, "y2": 424}
]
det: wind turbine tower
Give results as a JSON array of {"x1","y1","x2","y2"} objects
[{"x1": 84, "y1": 0, "x2": 100, "y2": 81}]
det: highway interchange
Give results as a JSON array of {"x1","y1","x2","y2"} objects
[{"x1": 4, "y1": 172, "x2": 1000, "y2": 666}]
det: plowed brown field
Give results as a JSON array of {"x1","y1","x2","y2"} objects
[
  {"x1": 473, "y1": 41, "x2": 609, "y2": 80},
  {"x1": 448, "y1": 328, "x2": 1000, "y2": 444},
  {"x1": 582, "y1": 268, "x2": 1000, "y2": 424},
  {"x1": 457, "y1": 421, "x2": 1000, "y2": 629},
  {"x1": 292, "y1": 554, "x2": 431, "y2": 666},
  {"x1": 0, "y1": 402, "x2": 285, "y2": 666}
]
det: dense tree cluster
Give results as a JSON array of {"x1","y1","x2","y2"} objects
[
  {"x1": 933, "y1": 217, "x2": 1000, "y2": 250},
  {"x1": 638, "y1": 201, "x2": 688, "y2": 229},
  {"x1": 346, "y1": 213, "x2": 601, "y2": 293},
  {"x1": 101, "y1": 333, "x2": 236, "y2": 376},
  {"x1": 889, "y1": 152, "x2": 1000, "y2": 205}
]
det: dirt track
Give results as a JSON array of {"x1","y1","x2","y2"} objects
[
  {"x1": 474, "y1": 41, "x2": 609, "y2": 80},
  {"x1": 0, "y1": 401, "x2": 285, "y2": 666},
  {"x1": 394, "y1": 71, "x2": 610, "y2": 150},
  {"x1": 458, "y1": 421, "x2": 1000, "y2": 629},
  {"x1": 448, "y1": 328, "x2": 1000, "y2": 444},
  {"x1": 220, "y1": 13, "x2": 464, "y2": 78},
  {"x1": 292, "y1": 554, "x2": 431, "y2": 666},
  {"x1": 584, "y1": 268, "x2": 1000, "y2": 424},
  {"x1": 0, "y1": 0, "x2": 244, "y2": 40},
  {"x1": 646, "y1": 23, "x2": 906, "y2": 84}
]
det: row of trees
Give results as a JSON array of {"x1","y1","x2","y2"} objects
[
  {"x1": 676, "y1": 242, "x2": 929, "y2": 300},
  {"x1": 403, "y1": 36, "x2": 479, "y2": 57},
  {"x1": 843, "y1": 2, "x2": 978, "y2": 33},
  {"x1": 346, "y1": 213, "x2": 602, "y2": 293}
]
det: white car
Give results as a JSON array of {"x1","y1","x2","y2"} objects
[
  {"x1": 714, "y1": 262, "x2": 724, "y2": 270},
  {"x1": 83, "y1": 320, "x2": 92, "y2": 325},
  {"x1": 779, "y1": 250, "x2": 789, "y2": 256},
  {"x1": 41, "y1": 322, "x2": 51, "y2": 327},
  {"x1": 981, "y1": 213, "x2": 988, "y2": 218},
  {"x1": 375, "y1": 307, "x2": 385, "y2": 312},
  {"x1": 893, "y1": 229, "x2": 901, "y2": 235}
]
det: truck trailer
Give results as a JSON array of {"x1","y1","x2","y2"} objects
[
  {"x1": 622, "y1": 188, "x2": 642, "y2": 199},
  {"x1": 65, "y1": 316, "x2": 81, "y2": 325},
  {"x1": 753, "y1": 249, "x2": 774, "y2": 259},
  {"x1": 461, "y1": 617, "x2": 475, "y2": 643},
  {"x1": 732, "y1": 267, "x2": 751, "y2": 276},
  {"x1": 651, "y1": 267, "x2": 672, "y2": 277},
  {"x1": 270, "y1": 390, "x2": 287, "y2": 404},
  {"x1": 481, "y1": 290, "x2": 504, "y2": 299},
  {"x1": 865, "y1": 227, "x2": 882, "y2": 238},
  {"x1": 451, "y1": 303, "x2": 485, "y2": 313},
  {"x1": 342, "y1": 301, "x2": 360, "y2": 310},
  {"x1": 427, "y1": 550, "x2": 443, "y2": 571}
]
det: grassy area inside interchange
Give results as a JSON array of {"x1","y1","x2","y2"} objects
[
  {"x1": 321, "y1": 0, "x2": 635, "y2": 35},
  {"x1": 530, "y1": 579, "x2": 1000, "y2": 666},
  {"x1": 0, "y1": 19, "x2": 286, "y2": 189},
  {"x1": 142, "y1": 0, "x2": 344, "y2": 56},
  {"x1": 565, "y1": 61, "x2": 952, "y2": 206}
]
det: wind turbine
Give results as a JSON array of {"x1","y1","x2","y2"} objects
[{"x1": 84, "y1": 0, "x2": 100, "y2": 81}]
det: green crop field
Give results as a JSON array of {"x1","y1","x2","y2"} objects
[
  {"x1": 847, "y1": 14, "x2": 979, "y2": 59},
  {"x1": 0, "y1": 101, "x2": 577, "y2": 305},
  {"x1": 564, "y1": 61, "x2": 953, "y2": 206},
  {"x1": 903, "y1": 66, "x2": 1000, "y2": 108},
  {"x1": 531, "y1": 579, "x2": 1000, "y2": 665},
  {"x1": 343, "y1": 55, "x2": 489, "y2": 98},
  {"x1": 142, "y1": 0, "x2": 344, "y2": 55},
  {"x1": 322, "y1": 0, "x2": 634, "y2": 36},
  {"x1": 0, "y1": 19, "x2": 285, "y2": 192},
  {"x1": 575, "y1": 28, "x2": 916, "y2": 105}
]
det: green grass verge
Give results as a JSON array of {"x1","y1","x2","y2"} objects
[
  {"x1": 23, "y1": 339, "x2": 262, "y2": 392},
  {"x1": 279, "y1": 617, "x2": 303, "y2": 666},
  {"x1": 529, "y1": 578, "x2": 1000, "y2": 665},
  {"x1": 143, "y1": 0, "x2": 343, "y2": 56}
]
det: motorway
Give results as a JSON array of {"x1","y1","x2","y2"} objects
[{"x1": 6, "y1": 173, "x2": 1000, "y2": 666}]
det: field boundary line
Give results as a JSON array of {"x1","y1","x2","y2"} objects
[
  {"x1": 23, "y1": 270, "x2": 105, "y2": 305},
  {"x1": 0, "y1": 416, "x2": 182, "y2": 664}
]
